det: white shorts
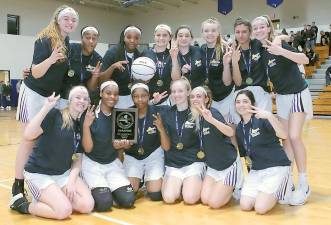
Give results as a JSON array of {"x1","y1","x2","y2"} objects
[
  {"x1": 164, "y1": 162, "x2": 206, "y2": 181},
  {"x1": 276, "y1": 87, "x2": 313, "y2": 121},
  {"x1": 241, "y1": 166, "x2": 290, "y2": 200},
  {"x1": 81, "y1": 155, "x2": 130, "y2": 191},
  {"x1": 230, "y1": 86, "x2": 272, "y2": 124},
  {"x1": 123, "y1": 147, "x2": 164, "y2": 181},
  {"x1": 24, "y1": 169, "x2": 70, "y2": 201},
  {"x1": 211, "y1": 88, "x2": 234, "y2": 123},
  {"x1": 16, "y1": 82, "x2": 66, "y2": 123},
  {"x1": 205, "y1": 156, "x2": 244, "y2": 189},
  {"x1": 115, "y1": 95, "x2": 134, "y2": 109}
]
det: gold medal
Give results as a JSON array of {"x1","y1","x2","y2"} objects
[
  {"x1": 246, "y1": 77, "x2": 253, "y2": 85},
  {"x1": 72, "y1": 153, "x2": 78, "y2": 161},
  {"x1": 128, "y1": 82, "x2": 133, "y2": 89},
  {"x1": 157, "y1": 79, "x2": 163, "y2": 87},
  {"x1": 245, "y1": 156, "x2": 252, "y2": 170},
  {"x1": 197, "y1": 150, "x2": 205, "y2": 159},
  {"x1": 67, "y1": 69, "x2": 75, "y2": 77},
  {"x1": 176, "y1": 142, "x2": 184, "y2": 150},
  {"x1": 138, "y1": 147, "x2": 144, "y2": 155},
  {"x1": 204, "y1": 78, "x2": 209, "y2": 85}
]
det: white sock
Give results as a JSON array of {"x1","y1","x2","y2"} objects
[{"x1": 298, "y1": 173, "x2": 308, "y2": 188}]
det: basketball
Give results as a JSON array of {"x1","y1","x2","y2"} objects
[{"x1": 131, "y1": 57, "x2": 156, "y2": 81}]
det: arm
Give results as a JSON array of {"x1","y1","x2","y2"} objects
[
  {"x1": 170, "y1": 39, "x2": 181, "y2": 80},
  {"x1": 229, "y1": 45, "x2": 242, "y2": 86},
  {"x1": 64, "y1": 154, "x2": 82, "y2": 202},
  {"x1": 24, "y1": 93, "x2": 60, "y2": 140},
  {"x1": 222, "y1": 46, "x2": 233, "y2": 86},
  {"x1": 82, "y1": 106, "x2": 95, "y2": 153},
  {"x1": 86, "y1": 61, "x2": 102, "y2": 91},
  {"x1": 99, "y1": 61, "x2": 128, "y2": 83}
]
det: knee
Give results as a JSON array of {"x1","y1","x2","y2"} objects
[
  {"x1": 147, "y1": 191, "x2": 163, "y2": 201},
  {"x1": 289, "y1": 132, "x2": 301, "y2": 142},
  {"x1": 254, "y1": 204, "x2": 270, "y2": 215},
  {"x1": 54, "y1": 204, "x2": 72, "y2": 220},
  {"x1": 92, "y1": 187, "x2": 113, "y2": 212},
  {"x1": 183, "y1": 192, "x2": 200, "y2": 205},
  {"x1": 78, "y1": 197, "x2": 94, "y2": 214},
  {"x1": 208, "y1": 198, "x2": 229, "y2": 209},
  {"x1": 162, "y1": 192, "x2": 178, "y2": 204},
  {"x1": 200, "y1": 194, "x2": 209, "y2": 205},
  {"x1": 240, "y1": 200, "x2": 254, "y2": 212},
  {"x1": 112, "y1": 185, "x2": 135, "y2": 209}
]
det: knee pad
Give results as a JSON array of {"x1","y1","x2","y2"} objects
[
  {"x1": 112, "y1": 185, "x2": 135, "y2": 208},
  {"x1": 91, "y1": 187, "x2": 113, "y2": 212},
  {"x1": 147, "y1": 191, "x2": 162, "y2": 201}
]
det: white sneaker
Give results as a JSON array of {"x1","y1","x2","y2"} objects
[
  {"x1": 290, "y1": 184, "x2": 311, "y2": 206},
  {"x1": 0, "y1": 106, "x2": 4, "y2": 110}
]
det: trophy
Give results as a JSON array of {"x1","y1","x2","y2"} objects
[{"x1": 112, "y1": 108, "x2": 138, "y2": 143}]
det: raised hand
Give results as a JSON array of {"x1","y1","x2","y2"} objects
[
  {"x1": 49, "y1": 45, "x2": 65, "y2": 64},
  {"x1": 152, "y1": 91, "x2": 168, "y2": 104},
  {"x1": 231, "y1": 43, "x2": 241, "y2": 63},
  {"x1": 112, "y1": 60, "x2": 129, "y2": 72},
  {"x1": 44, "y1": 92, "x2": 60, "y2": 110},
  {"x1": 196, "y1": 104, "x2": 214, "y2": 124},
  {"x1": 181, "y1": 64, "x2": 191, "y2": 75},
  {"x1": 152, "y1": 113, "x2": 165, "y2": 132},
  {"x1": 91, "y1": 61, "x2": 102, "y2": 77},
  {"x1": 264, "y1": 39, "x2": 284, "y2": 56},
  {"x1": 169, "y1": 38, "x2": 179, "y2": 58},
  {"x1": 84, "y1": 105, "x2": 95, "y2": 127},
  {"x1": 223, "y1": 46, "x2": 233, "y2": 64},
  {"x1": 247, "y1": 105, "x2": 272, "y2": 119},
  {"x1": 22, "y1": 67, "x2": 30, "y2": 79}
]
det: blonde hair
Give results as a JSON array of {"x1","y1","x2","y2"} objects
[
  {"x1": 252, "y1": 15, "x2": 275, "y2": 41},
  {"x1": 37, "y1": 5, "x2": 78, "y2": 59},
  {"x1": 201, "y1": 17, "x2": 227, "y2": 61},
  {"x1": 189, "y1": 86, "x2": 212, "y2": 130},
  {"x1": 170, "y1": 76, "x2": 192, "y2": 93},
  {"x1": 61, "y1": 86, "x2": 89, "y2": 130}
]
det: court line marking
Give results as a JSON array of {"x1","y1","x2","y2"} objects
[
  {"x1": 0, "y1": 184, "x2": 135, "y2": 225},
  {"x1": 0, "y1": 178, "x2": 14, "y2": 183}
]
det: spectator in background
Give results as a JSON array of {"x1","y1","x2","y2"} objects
[
  {"x1": 303, "y1": 24, "x2": 316, "y2": 50},
  {"x1": 305, "y1": 47, "x2": 318, "y2": 66},
  {"x1": 320, "y1": 31, "x2": 329, "y2": 46},
  {"x1": 281, "y1": 28, "x2": 288, "y2": 35},
  {"x1": 0, "y1": 81, "x2": 4, "y2": 110},
  {"x1": 326, "y1": 65, "x2": 331, "y2": 86},
  {"x1": 3, "y1": 82, "x2": 11, "y2": 110},
  {"x1": 329, "y1": 24, "x2": 331, "y2": 55},
  {"x1": 311, "y1": 22, "x2": 318, "y2": 44},
  {"x1": 288, "y1": 31, "x2": 294, "y2": 46},
  {"x1": 293, "y1": 31, "x2": 305, "y2": 51}
]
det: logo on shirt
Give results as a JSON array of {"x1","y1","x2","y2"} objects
[
  {"x1": 202, "y1": 127, "x2": 210, "y2": 135},
  {"x1": 252, "y1": 53, "x2": 261, "y2": 61},
  {"x1": 210, "y1": 59, "x2": 220, "y2": 66},
  {"x1": 268, "y1": 59, "x2": 276, "y2": 68},
  {"x1": 195, "y1": 60, "x2": 202, "y2": 67},
  {"x1": 147, "y1": 126, "x2": 157, "y2": 134},
  {"x1": 251, "y1": 128, "x2": 260, "y2": 137},
  {"x1": 184, "y1": 121, "x2": 195, "y2": 129}
]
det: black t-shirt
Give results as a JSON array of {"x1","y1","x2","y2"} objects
[
  {"x1": 24, "y1": 37, "x2": 70, "y2": 97},
  {"x1": 102, "y1": 44, "x2": 141, "y2": 96},
  {"x1": 236, "y1": 39, "x2": 269, "y2": 92},
  {"x1": 201, "y1": 108, "x2": 237, "y2": 170},
  {"x1": 61, "y1": 43, "x2": 103, "y2": 99},
  {"x1": 142, "y1": 49, "x2": 172, "y2": 104},
  {"x1": 200, "y1": 44, "x2": 234, "y2": 101},
  {"x1": 236, "y1": 116, "x2": 291, "y2": 170},
  {"x1": 125, "y1": 105, "x2": 162, "y2": 160},
  {"x1": 262, "y1": 41, "x2": 308, "y2": 94},
  {"x1": 83, "y1": 110, "x2": 118, "y2": 164},
  {"x1": 25, "y1": 109, "x2": 81, "y2": 175},
  {"x1": 178, "y1": 46, "x2": 205, "y2": 88},
  {"x1": 162, "y1": 106, "x2": 203, "y2": 168}
]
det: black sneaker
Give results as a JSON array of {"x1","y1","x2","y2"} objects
[{"x1": 10, "y1": 193, "x2": 30, "y2": 214}]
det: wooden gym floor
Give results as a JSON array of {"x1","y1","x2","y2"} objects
[{"x1": 0, "y1": 110, "x2": 331, "y2": 225}]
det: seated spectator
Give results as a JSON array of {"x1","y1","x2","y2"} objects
[
  {"x1": 305, "y1": 48, "x2": 318, "y2": 66},
  {"x1": 293, "y1": 31, "x2": 305, "y2": 51},
  {"x1": 320, "y1": 31, "x2": 329, "y2": 46},
  {"x1": 326, "y1": 65, "x2": 331, "y2": 86}
]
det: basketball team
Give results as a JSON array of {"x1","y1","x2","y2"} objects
[{"x1": 9, "y1": 5, "x2": 313, "y2": 219}]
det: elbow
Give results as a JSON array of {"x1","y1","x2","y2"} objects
[
  {"x1": 23, "y1": 132, "x2": 34, "y2": 141},
  {"x1": 223, "y1": 79, "x2": 232, "y2": 86},
  {"x1": 227, "y1": 129, "x2": 235, "y2": 137},
  {"x1": 83, "y1": 144, "x2": 93, "y2": 153},
  {"x1": 278, "y1": 132, "x2": 288, "y2": 140}
]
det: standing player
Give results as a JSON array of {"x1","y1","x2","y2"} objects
[
  {"x1": 81, "y1": 81, "x2": 135, "y2": 211},
  {"x1": 189, "y1": 86, "x2": 243, "y2": 209},
  {"x1": 11, "y1": 5, "x2": 79, "y2": 213},
  {"x1": 224, "y1": 17, "x2": 272, "y2": 125},
  {"x1": 175, "y1": 25, "x2": 205, "y2": 88},
  {"x1": 99, "y1": 25, "x2": 142, "y2": 108},
  {"x1": 200, "y1": 18, "x2": 234, "y2": 122},
  {"x1": 123, "y1": 83, "x2": 170, "y2": 201},
  {"x1": 252, "y1": 15, "x2": 312, "y2": 205},
  {"x1": 23, "y1": 86, "x2": 94, "y2": 219},
  {"x1": 61, "y1": 26, "x2": 102, "y2": 106},
  {"x1": 142, "y1": 24, "x2": 181, "y2": 105},
  {"x1": 161, "y1": 78, "x2": 205, "y2": 205},
  {"x1": 235, "y1": 90, "x2": 291, "y2": 214}
]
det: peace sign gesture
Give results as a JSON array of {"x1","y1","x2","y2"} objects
[
  {"x1": 83, "y1": 105, "x2": 96, "y2": 127},
  {"x1": 195, "y1": 104, "x2": 214, "y2": 124},
  {"x1": 44, "y1": 92, "x2": 60, "y2": 111},
  {"x1": 169, "y1": 38, "x2": 179, "y2": 58},
  {"x1": 231, "y1": 43, "x2": 241, "y2": 63},
  {"x1": 152, "y1": 113, "x2": 165, "y2": 132},
  {"x1": 247, "y1": 105, "x2": 272, "y2": 119},
  {"x1": 49, "y1": 45, "x2": 65, "y2": 64},
  {"x1": 263, "y1": 39, "x2": 285, "y2": 56},
  {"x1": 91, "y1": 61, "x2": 102, "y2": 77},
  {"x1": 223, "y1": 45, "x2": 233, "y2": 65},
  {"x1": 152, "y1": 91, "x2": 168, "y2": 104}
]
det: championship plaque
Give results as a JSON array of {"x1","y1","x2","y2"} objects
[{"x1": 112, "y1": 108, "x2": 138, "y2": 143}]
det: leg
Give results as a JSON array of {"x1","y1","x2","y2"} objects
[
  {"x1": 279, "y1": 117, "x2": 294, "y2": 162},
  {"x1": 146, "y1": 179, "x2": 163, "y2": 201},
  {"x1": 69, "y1": 177, "x2": 94, "y2": 214},
  {"x1": 200, "y1": 176, "x2": 214, "y2": 205},
  {"x1": 91, "y1": 187, "x2": 112, "y2": 212},
  {"x1": 128, "y1": 177, "x2": 141, "y2": 192},
  {"x1": 29, "y1": 183, "x2": 72, "y2": 220},
  {"x1": 208, "y1": 182, "x2": 234, "y2": 209},
  {"x1": 254, "y1": 192, "x2": 277, "y2": 214},
  {"x1": 161, "y1": 176, "x2": 182, "y2": 204},
  {"x1": 182, "y1": 175, "x2": 202, "y2": 205},
  {"x1": 240, "y1": 195, "x2": 255, "y2": 211}
]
